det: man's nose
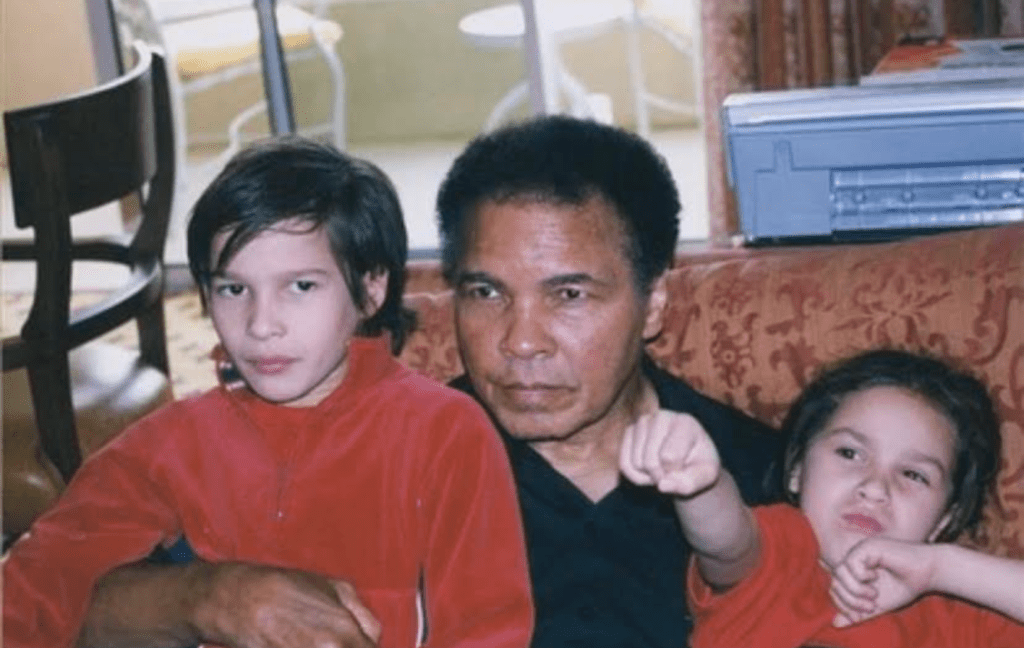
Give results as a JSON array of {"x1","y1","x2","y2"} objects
[
  {"x1": 247, "y1": 292, "x2": 285, "y2": 339},
  {"x1": 498, "y1": 300, "x2": 555, "y2": 359}
]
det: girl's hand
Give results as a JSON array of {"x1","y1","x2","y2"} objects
[
  {"x1": 830, "y1": 537, "x2": 938, "y2": 628},
  {"x1": 619, "y1": 410, "x2": 721, "y2": 498}
]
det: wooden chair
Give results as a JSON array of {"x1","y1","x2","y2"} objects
[{"x1": 2, "y1": 42, "x2": 176, "y2": 540}]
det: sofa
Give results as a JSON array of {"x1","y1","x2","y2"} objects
[{"x1": 399, "y1": 222, "x2": 1024, "y2": 558}]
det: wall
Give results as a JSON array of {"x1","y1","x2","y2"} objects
[{"x1": 1, "y1": 0, "x2": 99, "y2": 168}]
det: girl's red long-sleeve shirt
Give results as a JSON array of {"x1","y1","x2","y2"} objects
[
  {"x1": 4, "y1": 337, "x2": 534, "y2": 648},
  {"x1": 688, "y1": 504, "x2": 1024, "y2": 648}
]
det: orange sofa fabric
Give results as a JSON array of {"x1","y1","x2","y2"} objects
[{"x1": 399, "y1": 223, "x2": 1024, "y2": 558}]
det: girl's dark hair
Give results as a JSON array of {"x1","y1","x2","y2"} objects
[
  {"x1": 781, "y1": 348, "x2": 1001, "y2": 542},
  {"x1": 436, "y1": 115, "x2": 680, "y2": 292},
  {"x1": 187, "y1": 136, "x2": 415, "y2": 353}
]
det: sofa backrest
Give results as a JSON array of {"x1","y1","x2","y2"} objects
[{"x1": 400, "y1": 223, "x2": 1024, "y2": 557}]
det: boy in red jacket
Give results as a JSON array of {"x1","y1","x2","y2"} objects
[{"x1": 4, "y1": 137, "x2": 533, "y2": 648}]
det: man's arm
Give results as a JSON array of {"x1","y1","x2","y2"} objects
[
  {"x1": 619, "y1": 410, "x2": 760, "y2": 590},
  {"x1": 79, "y1": 560, "x2": 380, "y2": 648},
  {"x1": 831, "y1": 538, "x2": 1024, "y2": 627}
]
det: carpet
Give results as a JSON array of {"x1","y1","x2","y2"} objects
[{"x1": 2, "y1": 289, "x2": 221, "y2": 398}]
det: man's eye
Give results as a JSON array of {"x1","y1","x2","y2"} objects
[
  {"x1": 557, "y1": 287, "x2": 584, "y2": 301},
  {"x1": 292, "y1": 280, "x2": 317, "y2": 293},
  {"x1": 462, "y1": 284, "x2": 499, "y2": 300},
  {"x1": 903, "y1": 469, "x2": 930, "y2": 486}
]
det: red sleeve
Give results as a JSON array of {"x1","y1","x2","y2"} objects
[
  {"x1": 3, "y1": 416, "x2": 183, "y2": 648},
  {"x1": 686, "y1": 504, "x2": 834, "y2": 648},
  {"x1": 417, "y1": 397, "x2": 534, "y2": 648},
  {"x1": 976, "y1": 603, "x2": 1024, "y2": 647}
]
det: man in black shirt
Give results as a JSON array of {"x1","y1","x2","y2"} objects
[{"x1": 436, "y1": 115, "x2": 782, "y2": 648}]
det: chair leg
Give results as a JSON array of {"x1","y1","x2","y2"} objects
[
  {"x1": 483, "y1": 69, "x2": 597, "y2": 131},
  {"x1": 26, "y1": 358, "x2": 81, "y2": 482},
  {"x1": 624, "y1": 4, "x2": 651, "y2": 137},
  {"x1": 310, "y1": 26, "x2": 346, "y2": 149},
  {"x1": 137, "y1": 300, "x2": 171, "y2": 377},
  {"x1": 555, "y1": 65, "x2": 597, "y2": 120},
  {"x1": 484, "y1": 81, "x2": 532, "y2": 131},
  {"x1": 225, "y1": 102, "x2": 271, "y2": 160}
]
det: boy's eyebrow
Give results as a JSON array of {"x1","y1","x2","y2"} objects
[
  {"x1": 211, "y1": 268, "x2": 334, "y2": 280},
  {"x1": 455, "y1": 271, "x2": 502, "y2": 288}
]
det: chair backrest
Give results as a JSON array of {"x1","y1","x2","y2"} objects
[{"x1": 2, "y1": 42, "x2": 175, "y2": 480}]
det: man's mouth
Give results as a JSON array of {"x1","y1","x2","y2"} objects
[
  {"x1": 495, "y1": 382, "x2": 572, "y2": 411},
  {"x1": 842, "y1": 512, "x2": 884, "y2": 535}
]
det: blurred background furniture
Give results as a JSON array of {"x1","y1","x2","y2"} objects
[
  {"x1": 113, "y1": 0, "x2": 344, "y2": 163},
  {"x1": 458, "y1": 0, "x2": 694, "y2": 135},
  {"x1": 1, "y1": 42, "x2": 175, "y2": 545},
  {"x1": 151, "y1": 0, "x2": 345, "y2": 156}
]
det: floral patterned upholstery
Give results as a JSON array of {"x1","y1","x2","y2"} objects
[{"x1": 400, "y1": 223, "x2": 1024, "y2": 558}]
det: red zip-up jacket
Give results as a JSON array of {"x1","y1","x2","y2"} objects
[{"x1": 4, "y1": 337, "x2": 534, "y2": 648}]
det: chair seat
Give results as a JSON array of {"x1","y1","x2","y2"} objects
[
  {"x1": 164, "y1": 3, "x2": 343, "y2": 81},
  {"x1": 3, "y1": 343, "x2": 174, "y2": 538}
]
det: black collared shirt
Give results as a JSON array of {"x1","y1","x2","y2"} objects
[{"x1": 451, "y1": 357, "x2": 783, "y2": 648}]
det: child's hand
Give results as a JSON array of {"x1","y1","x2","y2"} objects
[
  {"x1": 830, "y1": 537, "x2": 938, "y2": 628},
  {"x1": 619, "y1": 410, "x2": 721, "y2": 497}
]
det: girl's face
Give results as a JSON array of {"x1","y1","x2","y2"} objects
[
  {"x1": 206, "y1": 218, "x2": 384, "y2": 408},
  {"x1": 790, "y1": 385, "x2": 957, "y2": 568}
]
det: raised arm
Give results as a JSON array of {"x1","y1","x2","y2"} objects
[
  {"x1": 79, "y1": 560, "x2": 380, "y2": 648},
  {"x1": 831, "y1": 538, "x2": 1024, "y2": 627},
  {"x1": 619, "y1": 410, "x2": 760, "y2": 590}
]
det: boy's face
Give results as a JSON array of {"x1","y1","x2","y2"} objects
[
  {"x1": 206, "y1": 218, "x2": 383, "y2": 408},
  {"x1": 790, "y1": 385, "x2": 957, "y2": 568}
]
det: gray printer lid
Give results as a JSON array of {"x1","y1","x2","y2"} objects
[{"x1": 723, "y1": 80, "x2": 1024, "y2": 126}]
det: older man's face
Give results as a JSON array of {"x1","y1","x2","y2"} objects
[{"x1": 452, "y1": 196, "x2": 666, "y2": 442}]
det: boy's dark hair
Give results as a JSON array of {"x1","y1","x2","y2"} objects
[
  {"x1": 187, "y1": 136, "x2": 415, "y2": 353},
  {"x1": 780, "y1": 348, "x2": 1001, "y2": 542},
  {"x1": 435, "y1": 115, "x2": 680, "y2": 292}
]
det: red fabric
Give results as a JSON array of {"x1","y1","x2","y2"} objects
[
  {"x1": 4, "y1": 337, "x2": 533, "y2": 648},
  {"x1": 687, "y1": 504, "x2": 1024, "y2": 648}
]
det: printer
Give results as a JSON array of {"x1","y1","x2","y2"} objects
[{"x1": 721, "y1": 79, "x2": 1024, "y2": 244}]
